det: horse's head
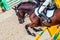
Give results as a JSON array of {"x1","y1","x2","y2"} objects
[
  {"x1": 13, "y1": 1, "x2": 37, "y2": 24},
  {"x1": 16, "y1": 8, "x2": 25, "y2": 24},
  {"x1": 13, "y1": 6, "x2": 25, "y2": 24}
]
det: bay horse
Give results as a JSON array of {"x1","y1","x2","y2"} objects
[
  {"x1": 13, "y1": 1, "x2": 60, "y2": 36},
  {"x1": 13, "y1": 0, "x2": 60, "y2": 36}
]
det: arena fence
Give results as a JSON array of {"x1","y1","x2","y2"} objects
[{"x1": 0, "y1": 0, "x2": 22, "y2": 10}]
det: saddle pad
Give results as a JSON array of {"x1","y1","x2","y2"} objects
[{"x1": 46, "y1": 9, "x2": 55, "y2": 17}]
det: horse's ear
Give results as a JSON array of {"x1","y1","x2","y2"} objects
[{"x1": 12, "y1": 6, "x2": 16, "y2": 10}]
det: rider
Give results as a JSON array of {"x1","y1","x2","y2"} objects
[{"x1": 35, "y1": 0, "x2": 55, "y2": 23}]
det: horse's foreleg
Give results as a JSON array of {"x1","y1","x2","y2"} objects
[
  {"x1": 25, "y1": 23, "x2": 36, "y2": 36},
  {"x1": 26, "y1": 23, "x2": 42, "y2": 34},
  {"x1": 28, "y1": 23, "x2": 42, "y2": 32},
  {"x1": 25, "y1": 23, "x2": 42, "y2": 36}
]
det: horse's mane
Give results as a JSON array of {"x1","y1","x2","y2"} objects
[{"x1": 17, "y1": 1, "x2": 38, "y2": 8}]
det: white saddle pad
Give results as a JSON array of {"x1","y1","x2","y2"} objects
[{"x1": 46, "y1": 9, "x2": 55, "y2": 17}]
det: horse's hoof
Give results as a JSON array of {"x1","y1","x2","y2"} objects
[{"x1": 31, "y1": 33, "x2": 36, "y2": 37}]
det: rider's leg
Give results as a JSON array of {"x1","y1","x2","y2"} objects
[{"x1": 38, "y1": 12, "x2": 51, "y2": 23}]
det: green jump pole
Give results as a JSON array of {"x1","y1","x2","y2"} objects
[{"x1": 1, "y1": 0, "x2": 10, "y2": 10}]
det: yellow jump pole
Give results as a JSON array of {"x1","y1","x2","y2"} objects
[{"x1": 34, "y1": 31, "x2": 43, "y2": 40}]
